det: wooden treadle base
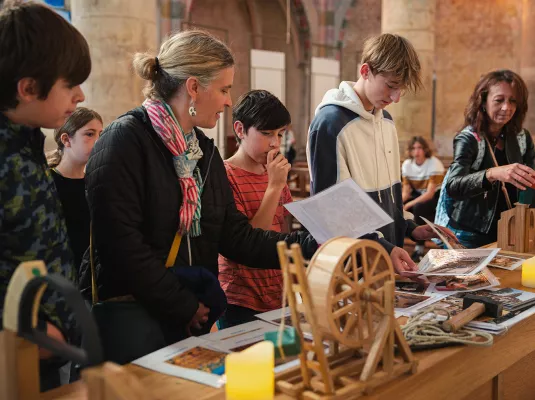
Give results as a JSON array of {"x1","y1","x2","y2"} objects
[{"x1": 275, "y1": 350, "x2": 417, "y2": 400}]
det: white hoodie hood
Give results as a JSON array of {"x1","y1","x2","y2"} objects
[
  {"x1": 308, "y1": 80, "x2": 401, "y2": 196},
  {"x1": 315, "y1": 81, "x2": 377, "y2": 121}
]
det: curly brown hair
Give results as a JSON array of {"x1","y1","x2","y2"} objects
[
  {"x1": 463, "y1": 69, "x2": 528, "y2": 137},
  {"x1": 406, "y1": 136, "x2": 433, "y2": 159}
]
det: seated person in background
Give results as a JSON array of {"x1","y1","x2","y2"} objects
[
  {"x1": 47, "y1": 107, "x2": 103, "y2": 271},
  {"x1": 280, "y1": 123, "x2": 296, "y2": 166},
  {"x1": 445, "y1": 69, "x2": 535, "y2": 248},
  {"x1": 402, "y1": 136, "x2": 444, "y2": 260},
  {"x1": 218, "y1": 90, "x2": 292, "y2": 328},
  {"x1": 0, "y1": 3, "x2": 90, "y2": 390}
]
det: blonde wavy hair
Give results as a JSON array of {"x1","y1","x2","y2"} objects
[
  {"x1": 133, "y1": 30, "x2": 234, "y2": 101},
  {"x1": 361, "y1": 33, "x2": 422, "y2": 93}
]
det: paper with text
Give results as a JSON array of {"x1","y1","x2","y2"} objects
[{"x1": 284, "y1": 179, "x2": 394, "y2": 243}]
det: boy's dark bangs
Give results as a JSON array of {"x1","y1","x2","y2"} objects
[
  {"x1": 253, "y1": 106, "x2": 291, "y2": 131},
  {"x1": 59, "y1": 31, "x2": 91, "y2": 86}
]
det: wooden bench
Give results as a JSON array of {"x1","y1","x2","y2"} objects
[{"x1": 287, "y1": 167, "x2": 310, "y2": 200}]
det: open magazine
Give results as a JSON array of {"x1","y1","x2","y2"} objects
[
  {"x1": 407, "y1": 248, "x2": 500, "y2": 276},
  {"x1": 420, "y1": 217, "x2": 465, "y2": 250},
  {"x1": 426, "y1": 267, "x2": 500, "y2": 294},
  {"x1": 487, "y1": 254, "x2": 525, "y2": 270}
]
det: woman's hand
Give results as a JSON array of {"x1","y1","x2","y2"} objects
[
  {"x1": 187, "y1": 302, "x2": 210, "y2": 336},
  {"x1": 486, "y1": 163, "x2": 535, "y2": 190}
]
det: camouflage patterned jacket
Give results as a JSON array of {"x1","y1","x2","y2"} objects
[{"x1": 0, "y1": 113, "x2": 76, "y2": 341}]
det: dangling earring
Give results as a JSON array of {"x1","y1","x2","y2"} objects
[{"x1": 189, "y1": 100, "x2": 197, "y2": 117}]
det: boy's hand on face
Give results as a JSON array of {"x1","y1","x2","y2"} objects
[{"x1": 266, "y1": 149, "x2": 291, "y2": 189}]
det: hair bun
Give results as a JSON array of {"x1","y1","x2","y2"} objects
[{"x1": 133, "y1": 52, "x2": 158, "y2": 81}]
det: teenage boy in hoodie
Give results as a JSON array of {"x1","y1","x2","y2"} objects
[{"x1": 307, "y1": 33, "x2": 455, "y2": 275}]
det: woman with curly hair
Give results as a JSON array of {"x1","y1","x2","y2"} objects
[{"x1": 445, "y1": 69, "x2": 535, "y2": 248}]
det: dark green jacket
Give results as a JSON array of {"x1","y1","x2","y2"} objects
[{"x1": 0, "y1": 113, "x2": 76, "y2": 341}]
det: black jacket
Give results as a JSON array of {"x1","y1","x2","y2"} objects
[
  {"x1": 446, "y1": 127, "x2": 535, "y2": 234},
  {"x1": 80, "y1": 107, "x2": 317, "y2": 331}
]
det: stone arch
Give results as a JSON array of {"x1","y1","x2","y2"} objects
[{"x1": 304, "y1": 0, "x2": 355, "y2": 58}]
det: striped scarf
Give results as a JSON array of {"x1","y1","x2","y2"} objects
[{"x1": 143, "y1": 99, "x2": 203, "y2": 237}]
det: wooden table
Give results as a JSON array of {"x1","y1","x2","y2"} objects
[{"x1": 43, "y1": 252, "x2": 535, "y2": 400}]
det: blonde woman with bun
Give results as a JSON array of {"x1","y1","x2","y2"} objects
[{"x1": 79, "y1": 30, "x2": 317, "y2": 364}]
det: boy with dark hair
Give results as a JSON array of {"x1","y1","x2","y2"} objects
[
  {"x1": 0, "y1": 2, "x2": 90, "y2": 390},
  {"x1": 218, "y1": 90, "x2": 292, "y2": 327},
  {"x1": 308, "y1": 33, "x2": 455, "y2": 275}
]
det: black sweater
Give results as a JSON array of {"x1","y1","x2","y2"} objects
[
  {"x1": 80, "y1": 107, "x2": 317, "y2": 331},
  {"x1": 51, "y1": 170, "x2": 89, "y2": 274}
]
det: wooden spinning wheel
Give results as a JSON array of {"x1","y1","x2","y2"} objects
[
  {"x1": 276, "y1": 237, "x2": 417, "y2": 400},
  {"x1": 307, "y1": 237, "x2": 394, "y2": 348}
]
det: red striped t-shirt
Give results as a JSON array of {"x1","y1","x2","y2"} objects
[{"x1": 218, "y1": 162, "x2": 292, "y2": 312}]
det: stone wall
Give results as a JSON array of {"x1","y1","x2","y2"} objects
[
  {"x1": 340, "y1": 0, "x2": 382, "y2": 82},
  {"x1": 187, "y1": 0, "x2": 307, "y2": 158},
  {"x1": 59, "y1": 0, "x2": 535, "y2": 159},
  {"x1": 71, "y1": 0, "x2": 158, "y2": 126},
  {"x1": 434, "y1": 0, "x2": 523, "y2": 156},
  {"x1": 186, "y1": 0, "x2": 251, "y2": 157}
]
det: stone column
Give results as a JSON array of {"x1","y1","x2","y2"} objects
[
  {"x1": 381, "y1": 0, "x2": 436, "y2": 150},
  {"x1": 521, "y1": 0, "x2": 535, "y2": 135},
  {"x1": 71, "y1": 0, "x2": 158, "y2": 125}
]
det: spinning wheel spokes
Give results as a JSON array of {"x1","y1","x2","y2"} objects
[{"x1": 306, "y1": 238, "x2": 395, "y2": 347}]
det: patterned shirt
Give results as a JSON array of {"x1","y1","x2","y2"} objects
[
  {"x1": 218, "y1": 162, "x2": 292, "y2": 312},
  {"x1": 402, "y1": 156, "x2": 445, "y2": 194},
  {"x1": 0, "y1": 113, "x2": 76, "y2": 341}
]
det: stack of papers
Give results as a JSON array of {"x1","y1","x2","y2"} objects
[
  {"x1": 394, "y1": 292, "x2": 449, "y2": 316},
  {"x1": 133, "y1": 320, "x2": 298, "y2": 388},
  {"x1": 474, "y1": 288, "x2": 535, "y2": 312},
  {"x1": 428, "y1": 288, "x2": 535, "y2": 334}
]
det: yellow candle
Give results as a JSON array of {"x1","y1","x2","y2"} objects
[
  {"x1": 225, "y1": 341, "x2": 274, "y2": 400},
  {"x1": 522, "y1": 256, "x2": 535, "y2": 288}
]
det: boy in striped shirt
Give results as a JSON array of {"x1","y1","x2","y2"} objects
[{"x1": 218, "y1": 90, "x2": 293, "y2": 328}]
